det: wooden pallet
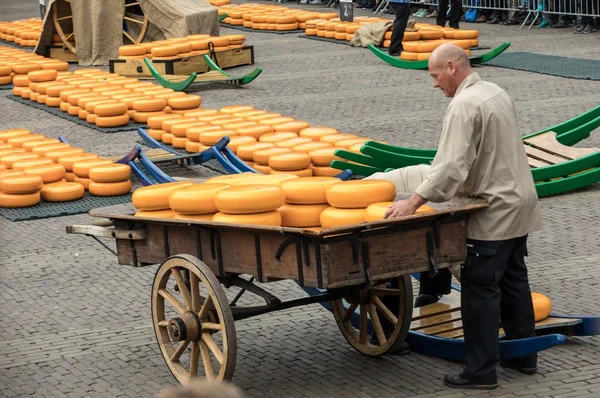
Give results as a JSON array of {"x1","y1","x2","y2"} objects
[
  {"x1": 108, "y1": 46, "x2": 255, "y2": 77},
  {"x1": 48, "y1": 46, "x2": 78, "y2": 63},
  {"x1": 524, "y1": 131, "x2": 598, "y2": 168}
]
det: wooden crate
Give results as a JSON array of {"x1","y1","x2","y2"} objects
[
  {"x1": 109, "y1": 46, "x2": 255, "y2": 77},
  {"x1": 48, "y1": 46, "x2": 78, "y2": 63}
]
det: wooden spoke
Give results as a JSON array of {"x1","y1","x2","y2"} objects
[
  {"x1": 199, "y1": 340, "x2": 215, "y2": 380},
  {"x1": 202, "y1": 333, "x2": 223, "y2": 365},
  {"x1": 171, "y1": 268, "x2": 192, "y2": 311},
  {"x1": 158, "y1": 288, "x2": 187, "y2": 315},
  {"x1": 198, "y1": 294, "x2": 213, "y2": 319},
  {"x1": 123, "y1": 31, "x2": 135, "y2": 44},
  {"x1": 190, "y1": 273, "x2": 201, "y2": 313},
  {"x1": 189, "y1": 342, "x2": 199, "y2": 378},
  {"x1": 170, "y1": 340, "x2": 190, "y2": 362},
  {"x1": 124, "y1": 16, "x2": 144, "y2": 24},
  {"x1": 370, "y1": 287, "x2": 403, "y2": 296},
  {"x1": 202, "y1": 322, "x2": 222, "y2": 331},
  {"x1": 342, "y1": 302, "x2": 359, "y2": 322},
  {"x1": 56, "y1": 15, "x2": 73, "y2": 21},
  {"x1": 368, "y1": 304, "x2": 386, "y2": 345},
  {"x1": 125, "y1": 1, "x2": 140, "y2": 6},
  {"x1": 359, "y1": 304, "x2": 368, "y2": 344},
  {"x1": 65, "y1": 32, "x2": 74, "y2": 42},
  {"x1": 158, "y1": 320, "x2": 169, "y2": 327},
  {"x1": 373, "y1": 296, "x2": 398, "y2": 325}
]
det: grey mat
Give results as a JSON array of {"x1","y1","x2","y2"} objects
[
  {"x1": 221, "y1": 24, "x2": 304, "y2": 34},
  {"x1": 0, "y1": 40, "x2": 33, "y2": 50},
  {"x1": 0, "y1": 192, "x2": 132, "y2": 222},
  {"x1": 485, "y1": 52, "x2": 600, "y2": 81},
  {"x1": 0, "y1": 84, "x2": 14, "y2": 90},
  {"x1": 299, "y1": 35, "x2": 491, "y2": 51},
  {"x1": 7, "y1": 94, "x2": 146, "y2": 133}
]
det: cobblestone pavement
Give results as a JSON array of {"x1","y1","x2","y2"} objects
[{"x1": 1, "y1": 1, "x2": 599, "y2": 397}]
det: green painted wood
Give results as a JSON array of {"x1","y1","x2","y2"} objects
[
  {"x1": 144, "y1": 58, "x2": 197, "y2": 91},
  {"x1": 330, "y1": 160, "x2": 383, "y2": 176},
  {"x1": 364, "y1": 141, "x2": 437, "y2": 157},
  {"x1": 361, "y1": 145, "x2": 432, "y2": 168},
  {"x1": 333, "y1": 149, "x2": 391, "y2": 169},
  {"x1": 535, "y1": 167, "x2": 600, "y2": 197},
  {"x1": 530, "y1": 151, "x2": 600, "y2": 181}
]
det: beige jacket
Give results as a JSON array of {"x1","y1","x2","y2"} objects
[{"x1": 415, "y1": 73, "x2": 542, "y2": 241}]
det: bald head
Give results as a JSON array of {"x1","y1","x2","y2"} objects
[{"x1": 428, "y1": 43, "x2": 473, "y2": 98}]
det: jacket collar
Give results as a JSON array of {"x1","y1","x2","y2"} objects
[{"x1": 454, "y1": 72, "x2": 481, "y2": 98}]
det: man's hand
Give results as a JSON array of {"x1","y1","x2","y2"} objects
[{"x1": 384, "y1": 193, "x2": 427, "y2": 219}]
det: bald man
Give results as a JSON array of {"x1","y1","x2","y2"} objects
[{"x1": 384, "y1": 44, "x2": 541, "y2": 390}]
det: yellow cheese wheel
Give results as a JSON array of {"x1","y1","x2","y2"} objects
[
  {"x1": 12, "y1": 75, "x2": 30, "y2": 87},
  {"x1": 270, "y1": 168, "x2": 312, "y2": 177},
  {"x1": 23, "y1": 163, "x2": 66, "y2": 183},
  {"x1": 161, "y1": 133, "x2": 174, "y2": 144},
  {"x1": 151, "y1": 45, "x2": 179, "y2": 58},
  {"x1": 272, "y1": 121, "x2": 310, "y2": 133},
  {"x1": 235, "y1": 174, "x2": 299, "y2": 186},
  {"x1": 279, "y1": 203, "x2": 329, "y2": 227},
  {"x1": 168, "y1": 183, "x2": 230, "y2": 214},
  {"x1": 171, "y1": 122, "x2": 207, "y2": 138},
  {"x1": 12, "y1": 158, "x2": 53, "y2": 171},
  {"x1": 65, "y1": 171, "x2": 76, "y2": 182},
  {"x1": 72, "y1": 176, "x2": 90, "y2": 190},
  {"x1": 40, "y1": 182, "x2": 85, "y2": 202},
  {"x1": 132, "y1": 181, "x2": 193, "y2": 210},
  {"x1": 280, "y1": 177, "x2": 340, "y2": 204},
  {"x1": 94, "y1": 102, "x2": 128, "y2": 117},
  {"x1": 298, "y1": 127, "x2": 339, "y2": 141},
  {"x1": 334, "y1": 138, "x2": 369, "y2": 149},
  {"x1": 95, "y1": 114, "x2": 130, "y2": 128},
  {"x1": 89, "y1": 180, "x2": 132, "y2": 196},
  {"x1": 0, "y1": 174, "x2": 43, "y2": 194},
  {"x1": 292, "y1": 142, "x2": 332, "y2": 154},
  {"x1": 119, "y1": 44, "x2": 147, "y2": 56},
  {"x1": 232, "y1": 110, "x2": 266, "y2": 118},
  {"x1": 276, "y1": 23, "x2": 299, "y2": 31},
  {"x1": 217, "y1": 119, "x2": 251, "y2": 129},
  {"x1": 87, "y1": 113, "x2": 98, "y2": 124},
  {"x1": 135, "y1": 209, "x2": 176, "y2": 219},
  {"x1": 185, "y1": 141, "x2": 208, "y2": 153},
  {"x1": 0, "y1": 129, "x2": 30, "y2": 142},
  {"x1": 258, "y1": 117, "x2": 296, "y2": 127},
  {"x1": 27, "y1": 69, "x2": 57, "y2": 82},
  {"x1": 31, "y1": 143, "x2": 71, "y2": 156},
  {"x1": 419, "y1": 30, "x2": 444, "y2": 40},
  {"x1": 21, "y1": 88, "x2": 32, "y2": 99},
  {"x1": 326, "y1": 180, "x2": 396, "y2": 208},
  {"x1": 0, "y1": 191, "x2": 40, "y2": 208},
  {"x1": 163, "y1": 117, "x2": 196, "y2": 133},
  {"x1": 320, "y1": 207, "x2": 366, "y2": 228},
  {"x1": 417, "y1": 52, "x2": 431, "y2": 61},
  {"x1": 365, "y1": 202, "x2": 435, "y2": 221},
  {"x1": 401, "y1": 52, "x2": 418, "y2": 61},
  {"x1": 167, "y1": 95, "x2": 202, "y2": 110},
  {"x1": 58, "y1": 153, "x2": 98, "y2": 171},
  {"x1": 198, "y1": 130, "x2": 236, "y2": 146},
  {"x1": 172, "y1": 212, "x2": 216, "y2": 221},
  {"x1": 417, "y1": 42, "x2": 441, "y2": 53},
  {"x1": 72, "y1": 159, "x2": 113, "y2": 178},
  {"x1": 236, "y1": 125, "x2": 274, "y2": 140},
  {"x1": 184, "y1": 109, "x2": 220, "y2": 118},
  {"x1": 454, "y1": 29, "x2": 479, "y2": 39},
  {"x1": 85, "y1": 99, "x2": 117, "y2": 113},
  {"x1": 309, "y1": 147, "x2": 341, "y2": 166},
  {"x1": 225, "y1": 136, "x2": 256, "y2": 152},
  {"x1": 312, "y1": 166, "x2": 341, "y2": 177},
  {"x1": 12, "y1": 86, "x2": 24, "y2": 96},
  {"x1": 79, "y1": 109, "x2": 89, "y2": 120},
  {"x1": 0, "y1": 170, "x2": 25, "y2": 183},
  {"x1": 212, "y1": 210, "x2": 281, "y2": 226},
  {"x1": 23, "y1": 139, "x2": 60, "y2": 151},
  {"x1": 246, "y1": 113, "x2": 282, "y2": 122},
  {"x1": 133, "y1": 98, "x2": 167, "y2": 112},
  {"x1": 67, "y1": 105, "x2": 81, "y2": 116},
  {"x1": 220, "y1": 105, "x2": 255, "y2": 114},
  {"x1": 531, "y1": 292, "x2": 552, "y2": 321},
  {"x1": 133, "y1": 111, "x2": 166, "y2": 124},
  {"x1": 275, "y1": 137, "x2": 312, "y2": 148},
  {"x1": 45, "y1": 84, "x2": 72, "y2": 97},
  {"x1": 171, "y1": 137, "x2": 188, "y2": 148},
  {"x1": 0, "y1": 149, "x2": 26, "y2": 159},
  {"x1": 44, "y1": 148, "x2": 85, "y2": 163},
  {"x1": 268, "y1": 153, "x2": 311, "y2": 171},
  {"x1": 253, "y1": 147, "x2": 292, "y2": 165},
  {"x1": 1, "y1": 152, "x2": 39, "y2": 168},
  {"x1": 236, "y1": 143, "x2": 275, "y2": 161},
  {"x1": 148, "y1": 114, "x2": 182, "y2": 129},
  {"x1": 89, "y1": 163, "x2": 131, "y2": 183},
  {"x1": 252, "y1": 164, "x2": 272, "y2": 174},
  {"x1": 204, "y1": 172, "x2": 257, "y2": 185},
  {"x1": 215, "y1": 185, "x2": 285, "y2": 214},
  {"x1": 259, "y1": 132, "x2": 298, "y2": 143}
]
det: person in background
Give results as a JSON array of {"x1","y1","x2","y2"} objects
[
  {"x1": 384, "y1": 43, "x2": 541, "y2": 390},
  {"x1": 387, "y1": 0, "x2": 411, "y2": 56},
  {"x1": 158, "y1": 379, "x2": 244, "y2": 398},
  {"x1": 437, "y1": 0, "x2": 463, "y2": 28}
]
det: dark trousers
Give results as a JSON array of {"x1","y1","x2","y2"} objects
[
  {"x1": 420, "y1": 235, "x2": 536, "y2": 384},
  {"x1": 388, "y1": 2, "x2": 410, "y2": 55},
  {"x1": 437, "y1": 0, "x2": 463, "y2": 28}
]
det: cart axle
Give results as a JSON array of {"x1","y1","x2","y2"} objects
[{"x1": 168, "y1": 311, "x2": 202, "y2": 342}]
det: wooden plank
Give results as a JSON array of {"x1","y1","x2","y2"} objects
[
  {"x1": 435, "y1": 329, "x2": 464, "y2": 338},
  {"x1": 534, "y1": 316, "x2": 582, "y2": 330},
  {"x1": 410, "y1": 310, "x2": 462, "y2": 330},
  {"x1": 528, "y1": 157, "x2": 551, "y2": 168},
  {"x1": 525, "y1": 131, "x2": 598, "y2": 159},
  {"x1": 412, "y1": 290, "x2": 461, "y2": 320},
  {"x1": 49, "y1": 46, "x2": 78, "y2": 63},
  {"x1": 524, "y1": 145, "x2": 569, "y2": 165},
  {"x1": 420, "y1": 320, "x2": 464, "y2": 335}
]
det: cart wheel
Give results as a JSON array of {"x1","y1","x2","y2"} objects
[
  {"x1": 52, "y1": 0, "x2": 148, "y2": 55},
  {"x1": 152, "y1": 254, "x2": 236, "y2": 384},
  {"x1": 331, "y1": 275, "x2": 413, "y2": 356}
]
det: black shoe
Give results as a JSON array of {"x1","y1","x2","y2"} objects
[
  {"x1": 388, "y1": 52, "x2": 400, "y2": 57},
  {"x1": 582, "y1": 24, "x2": 597, "y2": 33},
  {"x1": 500, "y1": 359, "x2": 537, "y2": 375},
  {"x1": 487, "y1": 17, "x2": 501, "y2": 24},
  {"x1": 443, "y1": 373, "x2": 498, "y2": 390},
  {"x1": 414, "y1": 293, "x2": 440, "y2": 307},
  {"x1": 574, "y1": 24, "x2": 585, "y2": 33}
]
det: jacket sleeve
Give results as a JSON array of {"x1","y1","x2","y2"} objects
[{"x1": 415, "y1": 110, "x2": 478, "y2": 202}]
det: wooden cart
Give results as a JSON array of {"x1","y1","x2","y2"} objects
[{"x1": 66, "y1": 197, "x2": 486, "y2": 385}]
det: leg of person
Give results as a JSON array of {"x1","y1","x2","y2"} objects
[
  {"x1": 416, "y1": 268, "x2": 452, "y2": 307},
  {"x1": 437, "y1": 0, "x2": 449, "y2": 26},
  {"x1": 499, "y1": 235, "x2": 537, "y2": 374},
  {"x1": 444, "y1": 239, "x2": 513, "y2": 390},
  {"x1": 366, "y1": 164, "x2": 431, "y2": 194},
  {"x1": 448, "y1": 0, "x2": 463, "y2": 28},
  {"x1": 388, "y1": 2, "x2": 411, "y2": 56}
]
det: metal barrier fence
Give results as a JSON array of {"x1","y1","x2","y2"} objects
[{"x1": 375, "y1": 0, "x2": 599, "y2": 17}]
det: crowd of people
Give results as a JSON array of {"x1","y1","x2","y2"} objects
[{"x1": 353, "y1": 0, "x2": 599, "y2": 33}]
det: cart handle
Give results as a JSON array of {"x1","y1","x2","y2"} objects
[{"x1": 66, "y1": 222, "x2": 147, "y2": 240}]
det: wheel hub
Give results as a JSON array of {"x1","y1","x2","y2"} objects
[{"x1": 167, "y1": 311, "x2": 202, "y2": 342}]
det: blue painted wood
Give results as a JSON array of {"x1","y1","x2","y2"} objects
[
  {"x1": 128, "y1": 160, "x2": 155, "y2": 186},
  {"x1": 137, "y1": 128, "x2": 181, "y2": 154},
  {"x1": 138, "y1": 152, "x2": 176, "y2": 183},
  {"x1": 116, "y1": 145, "x2": 142, "y2": 164},
  {"x1": 551, "y1": 315, "x2": 600, "y2": 336},
  {"x1": 335, "y1": 169, "x2": 353, "y2": 180}
]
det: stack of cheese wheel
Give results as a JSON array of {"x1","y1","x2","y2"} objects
[
  {"x1": 164, "y1": 94, "x2": 203, "y2": 151},
  {"x1": 364, "y1": 202, "x2": 435, "y2": 221},
  {"x1": 218, "y1": 3, "x2": 339, "y2": 31},
  {"x1": 88, "y1": 163, "x2": 133, "y2": 197},
  {"x1": 321, "y1": 180, "x2": 396, "y2": 228},
  {"x1": 278, "y1": 177, "x2": 340, "y2": 228},
  {"x1": 0, "y1": 18, "x2": 42, "y2": 47},
  {"x1": 395, "y1": 24, "x2": 477, "y2": 61},
  {"x1": 71, "y1": 158, "x2": 113, "y2": 191},
  {"x1": 132, "y1": 181, "x2": 192, "y2": 218},
  {"x1": 117, "y1": 33, "x2": 245, "y2": 60},
  {"x1": 0, "y1": 64, "x2": 12, "y2": 86},
  {"x1": 307, "y1": 16, "x2": 389, "y2": 40},
  {"x1": 213, "y1": 184, "x2": 284, "y2": 226},
  {"x1": 168, "y1": 183, "x2": 230, "y2": 220}
]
